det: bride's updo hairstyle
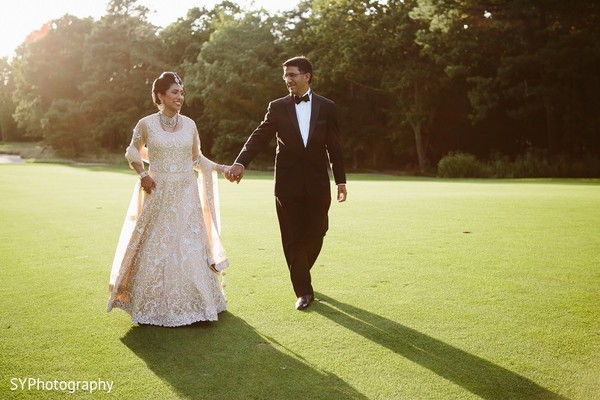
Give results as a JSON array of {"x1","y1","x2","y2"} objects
[{"x1": 152, "y1": 72, "x2": 183, "y2": 107}]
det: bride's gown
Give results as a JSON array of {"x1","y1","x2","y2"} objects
[{"x1": 107, "y1": 113, "x2": 228, "y2": 326}]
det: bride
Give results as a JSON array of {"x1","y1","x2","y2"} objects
[{"x1": 107, "y1": 72, "x2": 230, "y2": 327}]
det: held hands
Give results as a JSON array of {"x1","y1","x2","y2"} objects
[{"x1": 224, "y1": 164, "x2": 244, "y2": 184}]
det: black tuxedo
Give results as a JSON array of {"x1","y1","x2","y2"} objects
[{"x1": 234, "y1": 92, "x2": 346, "y2": 297}]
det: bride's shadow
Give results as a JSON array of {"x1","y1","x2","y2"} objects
[
  {"x1": 314, "y1": 293, "x2": 569, "y2": 400},
  {"x1": 121, "y1": 312, "x2": 367, "y2": 400}
]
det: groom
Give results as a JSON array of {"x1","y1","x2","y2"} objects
[{"x1": 227, "y1": 56, "x2": 347, "y2": 310}]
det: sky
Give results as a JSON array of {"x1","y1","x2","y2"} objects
[{"x1": 0, "y1": 0, "x2": 300, "y2": 59}]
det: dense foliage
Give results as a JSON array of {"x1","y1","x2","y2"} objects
[{"x1": 1, "y1": 0, "x2": 598, "y2": 175}]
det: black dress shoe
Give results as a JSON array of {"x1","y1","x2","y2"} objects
[{"x1": 295, "y1": 294, "x2": 314, "y2": 310}]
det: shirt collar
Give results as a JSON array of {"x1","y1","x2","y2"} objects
[{"x1": 291, "y1": 89, "x2": 311, "y2": 100}]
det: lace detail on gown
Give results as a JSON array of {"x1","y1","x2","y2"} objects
[{"x1": 107, "y1": 114, "x2": 227, "y2": 327}]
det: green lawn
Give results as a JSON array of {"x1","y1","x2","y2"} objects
[{"x1": 1, "y1": 163, "x2": 599, "y2": 399}]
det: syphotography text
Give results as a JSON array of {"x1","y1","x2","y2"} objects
[{"x1": 10, "y1": 377, "x2": 114, "y2": 394}]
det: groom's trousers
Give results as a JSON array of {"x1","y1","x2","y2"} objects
[{"x1": 275, "y1": 192, "x2": 331, "y2": 297}]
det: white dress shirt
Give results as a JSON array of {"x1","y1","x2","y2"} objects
[{"x1": 295, "y1": 90, "x2": 311, "y2": 147}]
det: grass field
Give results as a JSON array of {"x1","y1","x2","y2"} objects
[{"x1": 1, "y1": 163, "x2": 599, "y2": 399}]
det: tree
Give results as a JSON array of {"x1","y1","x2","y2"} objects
[
  {"x1": 10, "y1": 15, "x2": 94, "y2": 154},
  {"x1": 41, "y1": 99, "x2": 91, "y2": 158},
  {"x1": 157, "y1": 4, "x2": 224, "y2": 147},
  {"x1": 79, "y1": 0, "x2": 166, "y2": 151},
  {"x1": 0, "y1": 58, "x2": 24, "y2": 141},
  {"x1": 296, "y1": 0, "x2": 452, "y2": 172},
  {"x1": 5, "y1": 0, "x2": 598, "y2": 168},
  {"x1": 159, "y1": 6, "x2": 219, "y2": 71},
  {"x1": 185, "y1": 6, "x2": 284, "y2": 163},
  {"x1": 423, "y1": 0, "x2": 600, "y2": 157},
  {"x1": 490, "y1": 0, "x2": 600, "y2": 156}
]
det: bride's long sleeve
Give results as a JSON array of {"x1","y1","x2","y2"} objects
[{"x1": 125, "y1": 120, "x2": 149, "y2": 167}]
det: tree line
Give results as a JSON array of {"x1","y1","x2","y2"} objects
[{"x1": 1, "y1": 0, "x2": 598, "y2": 174}]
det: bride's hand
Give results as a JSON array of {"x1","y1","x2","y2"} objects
[
  {"x1": 221, "y1": 165, "x2": 229, "y2": 177},
  {"x1": 141, "y1": 176, "x2": 156, "y2": 194}
]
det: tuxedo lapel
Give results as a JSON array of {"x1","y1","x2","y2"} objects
[
  {"x1": 285, "y1": 95, "x2": 304, "y2": 146},
  {"x1": 307, "y1": 93, "x2": 321, "y2": 147}
]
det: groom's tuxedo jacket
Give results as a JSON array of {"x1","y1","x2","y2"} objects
[{"x1": 234, "y1": 92, "x2": 346, "y2": 198}]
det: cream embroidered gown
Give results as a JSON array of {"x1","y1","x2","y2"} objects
[{"x1": 107, "y1": 113, "x2": 228, "y2": 326}]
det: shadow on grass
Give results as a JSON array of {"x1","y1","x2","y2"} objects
[
  {"x1": 121, "y1": 312, "x2": 367, "y2": 400},
  {"x1": 314, "y1": 293, "x2": 569, "y2": 400}
]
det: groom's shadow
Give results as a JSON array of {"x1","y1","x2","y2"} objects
[
  {"x1": 314, "y1": 293, "x2": 569, "y2": 400},
  {"x1": 121, "y1": 312, "x2": 367, "y2": 400}
]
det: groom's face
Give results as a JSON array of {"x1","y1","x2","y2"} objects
[{"x1": 283, "y1": 66, "x2": 310, "y2": 97}]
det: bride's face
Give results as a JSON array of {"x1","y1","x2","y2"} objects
[{"x1": 158, "y1": 83, "x2": 184, "y2": 114}]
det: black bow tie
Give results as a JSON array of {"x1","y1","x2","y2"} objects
[{"x1": 294, "y1": 94, "x2": 310, "y2": 104}]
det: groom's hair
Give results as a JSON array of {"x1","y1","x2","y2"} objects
[
  {"x1": 152, "y1": 72, "x2": 183, "y2": 106},
  {"x1": 283, "y1": 56, "x2": 313, "y2": 84}
]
